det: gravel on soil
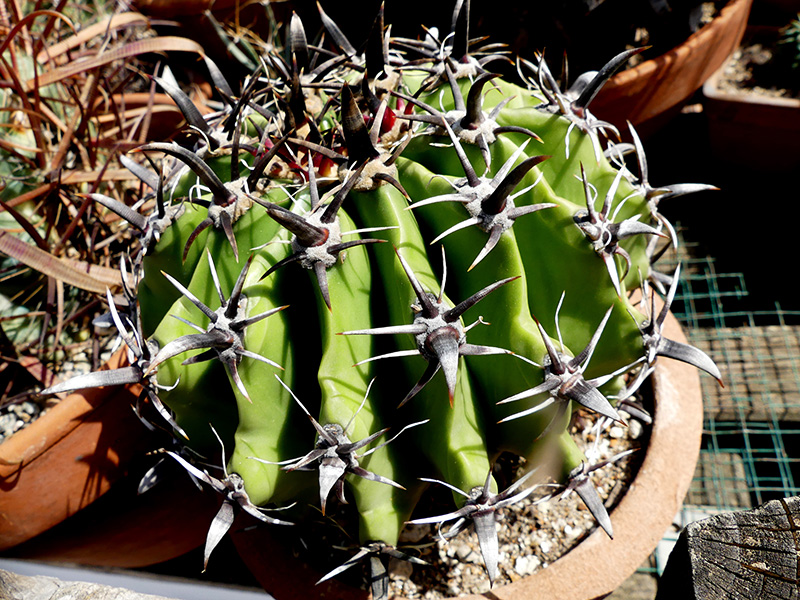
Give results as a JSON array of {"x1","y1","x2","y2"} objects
[{"x1": 385, "y1": 410, "x2": 646, "y2": 599}]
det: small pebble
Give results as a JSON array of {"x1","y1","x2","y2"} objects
[
  {"x1": 0, "y1": 414, "x2": 17, "y2": 440},
  {"x1": 455, "y1": 543, "x2": 476, "y2": 562},
  {"x1": 389, "y1": 557, "x2": 414, "y2": 580},
  {"x1": 0, "y1": 401, "x2": 44, "y2": 443},
  {"x1": 514, "y1": 555, "x2": 541, "y2": 576},
  {"x1": 400, "y1": 523, "x2": 431, "y2": 544},
  {"x1": 609, "y1": 425, "x2": 625, "y2": 439}
]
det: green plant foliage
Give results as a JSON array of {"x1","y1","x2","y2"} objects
[{"x1": 775, "y1": 14, "x2": 800, "y2": 72}]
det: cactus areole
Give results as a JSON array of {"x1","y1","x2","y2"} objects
[{"x1": 45, "y1": 1, "x2": 721, "y2": 596}]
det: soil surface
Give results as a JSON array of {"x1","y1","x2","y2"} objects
[
  {"x1": 712, "y1": 26, "x2": 800, "y2": 99},
  {"x1": 384, "y1": 407, "x2": 646, "y2": 598}
]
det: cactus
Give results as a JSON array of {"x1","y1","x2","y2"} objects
[{"x1": 36, "y1": 1, "x2": 721, "y2": 596}]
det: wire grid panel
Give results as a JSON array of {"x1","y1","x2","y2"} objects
[{"x1": 664, "y1": 252, "x2": 800, "y2": 510}]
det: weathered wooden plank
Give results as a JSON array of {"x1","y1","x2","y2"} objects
[
  {"x1": 690, "y1": 326, "x2": 800, "y2": 422},
  {"x1": 686, "y1": 452, "x2": 752, "y2": 509},
  {"x1": 656, "y1": 495, "x2": 800, "y2": 599},
  {"x1": 606, "y1": 568, "x2": 658, "y2": 600}
]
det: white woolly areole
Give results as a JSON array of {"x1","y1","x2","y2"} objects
[
  {"x1": 442, "y1": 109, "x2": 497, "y2": 146},
  {"x1": 574, "y1": 212, "x2": 614, "y2": 251},
  {"x1": 426, "y1": 55, "x2": 481, "y2": 86},
  {"x1": 293, "y1": 209, "x2": 342, "y2": 270},
  {"x1": 210, "y1": 295, "x2": 247, "y2": 364},
  {"x1": 144, "y1": 203, "x2": 185, "y2": 252},
  {"x1": 346, "y1": 154, "x2": 399, "y2": 192},
  {"x1": 452, "y1": 177, "x2": 493, "y2": 202},
  {"x1": 413, "y1": 295, "x2": 466, "y2": 361},
  {"x1": 208, "y1": 179, "x2": 253, "y2": 226},
  {"x1": 453, "y1": 178, "x2": 516, "y2": 234},
  {"x1": 467, "y1": 195, "x2": 517, "y2": 234}
]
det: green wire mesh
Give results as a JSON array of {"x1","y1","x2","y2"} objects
[
  {"x1": 652, "y1": 227, "x2": 800, "y2": 511},
  {"x1": 669, "y1": 255, "x2": 800, "y2": 509},
  {"x1": 613, "y1": 231, "x2": 800, "y2": 585}
]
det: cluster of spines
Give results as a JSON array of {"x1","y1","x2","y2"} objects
[{"x1": 39, "y1": 2, "x2": 723, "y2": 596}]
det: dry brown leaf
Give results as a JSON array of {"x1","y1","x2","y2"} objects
[
  {"x1": 0, "y1": 231, "x2": 121, "y2": 294},
  {"x1": 35, "y1": 12, "x2": 153, "y2": 65},
  {"x1": 24, "y1": 36, "x2": 205, "y2": 92}
]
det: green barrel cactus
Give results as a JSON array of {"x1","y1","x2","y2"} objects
[{"x1": 41, "y1": 1, "x2": 721, "y2": 595}]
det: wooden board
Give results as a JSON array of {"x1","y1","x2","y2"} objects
[
  {"x1": 656, "y1": 495, "x2": 800, "y2": 599},
  {"x1": 691, "y1": 326, "x2": 800, "y2": 422},
  {"x1": 686, "y1": 452, "x2": 752, "y2": 509}
]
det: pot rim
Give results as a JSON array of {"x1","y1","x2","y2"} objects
[
  {"x1": 591, "y1": 0, "x2": 753, "y2": 128},
  {"x1": 606, "y1": 0, "x2": 753, "y2": 87},
  {"x1": 703, "y1": 61, "x2": 800, "y2": 108}
]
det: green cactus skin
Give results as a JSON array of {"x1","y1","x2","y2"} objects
[
  {"x1": 349, "y1": 185, "x2": 496, "y2": 499},
  {"x1": 142, "y1": 81, "x2": 655, "y2": 571},
  {"x1": 80, "y1": 2, "x2": 723, "y2": 592}
]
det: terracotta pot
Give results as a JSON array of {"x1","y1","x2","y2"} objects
[
  {"x1": 591, "y1": 0, "x2": 753, "y2": 134},
  {"x1": 0, "y1": 349, "x2": 151, "y2": 550},
  {"x1": 0, "y1": 305, "x2": 703, "y2": 589},
  {"x1": 2, "y1": 459, "x2": 221, "y2": 568},
  {"x1": 702, "y1": 31, "x2": 800, "y2": 172},
  {"x1": 0, "y1": 349, "x2": 217, "y2": 566},
  {"x1": 231, "y1": 306, "x2": 704, "y2": 599}
]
